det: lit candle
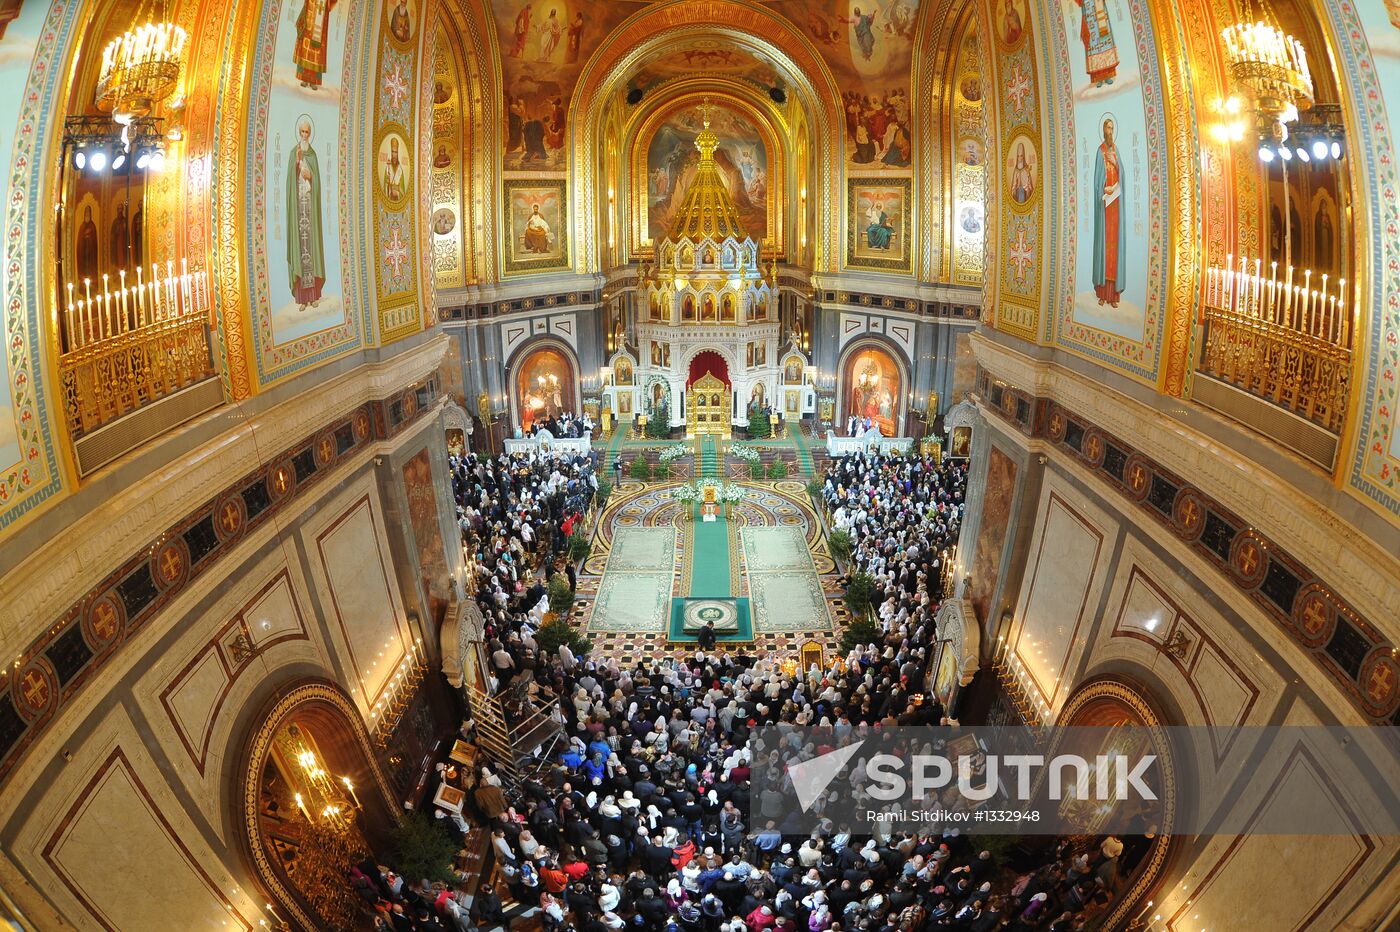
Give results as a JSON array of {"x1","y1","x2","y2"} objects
[
  {"x1": 1301, "y1": 269, "x2": 1312, "y2": 333},
  {"x1": 295, "y1": 793, "x2": 309, "y2": 820}
]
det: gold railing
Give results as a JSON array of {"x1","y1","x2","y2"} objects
[
  {"x1": 58, "y1": 261, "x2": 213, "y2": 438},
  {"x1": 1198, "y1": 258, "x2": 1351, "y2": 434}
]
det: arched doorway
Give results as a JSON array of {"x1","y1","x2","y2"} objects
[
  {"x1": 236, "y1": 682, "x2": 399, "y2": 931},
  {"x1": 1055, "y1": 677, "x2": 1178, "y2": 930},
  {"x1": 841, "y1": 342, "x2": 904, "y2": 436},
  {"x1": 513, "y1": 343, "x2": 577, "y2": 433},
  {"x1": 687, "y1": 350, "x2": 732, "y2": 437}
]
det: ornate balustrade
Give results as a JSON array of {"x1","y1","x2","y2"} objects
[
  {"x1": 58, "y1": 261, "x2": 215, "y2": 439},
  {"x1": 1198, "y1": 257, "x2": 1351, "y2": 435}
]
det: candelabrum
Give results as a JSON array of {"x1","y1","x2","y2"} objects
[
  {"x1": 1204, "y1": 254, "x2": 1347, "y2": 345},
  {"x1": 371, "y1": 640, "x2": 429, "y2": 748}
]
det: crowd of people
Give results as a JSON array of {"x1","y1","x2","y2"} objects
[
  {"x1": 524, "y1": 411, "x2": 594, "y2": 439},
  {"x1": 824, "y1": 452, "x2": 968, "y2": 646},
  {"x1": 450, "y1": 446, "x2": 598, "y2": 686},
  {"x1": 350, "y1": 449, "x2": 1147, "y2": 931}
]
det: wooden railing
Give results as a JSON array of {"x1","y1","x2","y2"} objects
[
  {"x1": 58, "y1": 262, "x2": 214, "y2": 438},
  {"x1": 1198, "y1": 258, "x2": 1351, "y2": 434}
]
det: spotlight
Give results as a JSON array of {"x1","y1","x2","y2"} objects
[
  {"x1": 74, "y1": 149, "x2": 86, "y2": 170},
  {"x1": 1311, "y1": 139, "x2": 1328, "y2": 160},
  {"x1": 1257, "y1": 144, "x2": 1275, "y2": 163},
  {"x1": 135, "y1": 150, "x2": 151, "y2": 170},
  {"x1": 1278, "y1": 145, "x2": 1292, "y2": 161},
  {"x1": 111, "y1": 151, "x2": 126, "y2": 170},
  {"x1": 1295, "y1": 145, "x2": 1310, "y2": 162},
  {"x1": 148, "y1": 150, "x2": 165, "y2": 171},
  {"x1": 1330, "y1": 140, "x2": 1342, "y2": 160},
  {"x1": 88, "y1": 149, "x2": 108, "y2": 172}
]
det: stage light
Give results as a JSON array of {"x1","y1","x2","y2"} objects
[
  {"x1": 111, "y1": 151, "x2": 126, "y2": 170},
  {"x1": 74, "y1": 149, "x2": 86, "y2": 170},
  {"x1": 135, "y1": 150, "x2": 151, "y2": 170},
  {"x1": 88, "y1": 149, "x2": 108, "y2": 171},
  {"x1": 1295, "y1": 145, "x2": 1310, "y2": 162},
  {"x1": 1257, "y1": 144, "x2": 1274, "y2": 163},
  {"x1": 148, "y1": 150, "x2": 165, "y2": 171},
  {"x1": 1330, "y1": 140, "x2": 1342, "y2": 159},
  {"x1": 1311, "y1": 139, "x2": 1328, "y2": 160},
  {"x1": 1278, "y1": 145, "x2": 1292, "y2": 161}
]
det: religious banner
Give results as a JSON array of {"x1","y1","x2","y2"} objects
[
  {"x1": 846, "y1": 177, "x2": 912, "y2": 272},
  {"x1": 503, "y1": 179, "x2": 569, "y2": 274},
  {"x1": 371, "y1": 0, "x2": 427, "y2": 343}
]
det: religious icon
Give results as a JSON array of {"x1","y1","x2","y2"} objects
[
  {"x1": 388, "y1": 0, "x2": 414, "y2": 44},
  {"x1": 504, "y1": 181, "x2": 568, "y2": 272},
  {"x1": 866, "y1": 200, "x2": 894, "y2": 250},
  {"x1": 959, "y1": 74, "x2": 983, "y2": 103},
  {"x1": 433, "y1": 80, "x2": 452, "y2": 104},
  {"x1": 1074, "y1": 0, "x2": 1119, "y2": 88},
  {"x1": 286, "y1": 115, "x2": 326, "y2": 310},
  {"x1": 785, "y1": 391, "x2": 799, "y2": 415},
  {"x1": 433, "y1": 144, "x2": 452, "y2": 168},
  {"x1": 76, "y1": 204, "x2": 99, "y2": 283},
  {"x1": 950, "y1": 426, "x2": 972, "y2": 458},
  {"x1": 432, "y1": 208, "x2": 456, "y2": 236},
  {"x1": 784, "y1": 358, "x2": 802, "y2": 384},
  {"x1": 960, "y1": 205, "x2": 982, "y2": 234},
  {"x1": 565, "y1": 11, "x2": 586, "y2": 64},
  {"x1": 1092, "y1": 117, "x2": 1125, "y2": 308},
  {"x1": 378, "y1": 132, "x2": 410, "y2": 206},
  {"x1": 293, "y1": 0, "x2": 338, "y2": 88},
  {"x1": 109, "y1": 201, "x2": 129, "y2": 269},
  {"x1": 1002, "y1": 0, "x2": 1023, "y2": 44},
  {"x1": 538, "y1": 9, "x2": 563, "y2": 61},
  {"x1": 962, "y1": 139, "x2": 983, "y2": 166},
  {"x1": 651, "y1": 381, "x2": 667, "y2": 412},
  {"x1": 844, "y1": 6, "x2": 879, "y2": 61},
  {"x1": 848, "y1": 179, "x2": 910, "y2": 271},
  {"x1": 1009, "y1": 141, "x2": 1034, "y2": 204},
  {"x1": 614, "y1": 357, "x2": 633, "y2": 385},
  {"x1": 522, "y1": 204, "x2": 551, "y2": 253},
  {"x1": 510, "y1": 2, "x2": 531, "y2": 58},
  {"x1": 617, "y1": 392, "x2": 632, "y2": 416}
]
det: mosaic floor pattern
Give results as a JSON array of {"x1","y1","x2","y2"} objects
[
  {"x1": 588, "y1": 526, "x2": 676, "y2": 633},
  {"x1": 741, "y1": 526, "x2": 832, "y2": 633}
]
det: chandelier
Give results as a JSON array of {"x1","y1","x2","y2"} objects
[
  {"x1": 1221, "y1": 3, "x2": 1312, "y2": 120},
  {"x1": 96, "y1": 20, "x2": 188, "y2": 124},
  {"x1": 283, "y1": 727, "x2": 360, "y2": 835}
]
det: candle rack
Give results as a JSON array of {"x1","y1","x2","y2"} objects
[
  {"x1": 370, "y1": 651, "x2": 428, "y2": 749},
  {"x1": 1199, "y1": 256, "x2": 1351, "y2": 434},
  {"x1": 57, "y1": 259, "x2": 214, "y2": 439}
]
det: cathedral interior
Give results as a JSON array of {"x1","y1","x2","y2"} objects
[{"x1": 0, "y1": 0, "x2": 1399, "y2": 928}]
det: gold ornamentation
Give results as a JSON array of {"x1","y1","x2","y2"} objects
[
  {"x1": 57, "y1": 313, "x2": 215, "y2": 438},
  {"x1": 241, "y1": 682, "x2": 399, "y2": 932}
]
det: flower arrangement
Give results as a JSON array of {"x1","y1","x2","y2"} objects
[
  {"x1": 730, "y1": 444, "x2": 760, "y2": 465},
  {"x1": 658, "y1": 443, "x2": 691, "y2": 464},
  {"x1": 671, "y1": 480, "x2": 746, "y2": 506}
]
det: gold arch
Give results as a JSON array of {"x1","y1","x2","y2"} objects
[
  {"x1": 625, "y1": 87, "x2": 787, "y2": 258},
  {"x1": 236, "y1": 680, "x2": 399, "y2": 932},
  {"x1": 433, "y1": 0, "x2": 498, "y2": 285},
  {"x1": 569, "y1": 3, "x2": 845, "y2": 275},
  {"x1": 1055, "y1": 677, "x2": 1178, "y2": 931}
]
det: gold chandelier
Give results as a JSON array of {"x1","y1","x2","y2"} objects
[
  {"x1": 96, "y1": 18, "x2": 187, "y2": 124},
  {"x1": 1221, "y1": 2, "x2": 1312, "y2": 120}
]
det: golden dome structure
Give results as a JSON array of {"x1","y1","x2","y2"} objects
[{"x1": 643, "y1": 100, "x2": 773, "y2": 328}]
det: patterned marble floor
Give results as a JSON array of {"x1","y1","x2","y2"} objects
[{"x1": 577, "y1": 477, "x2": 845, "y2": 661}]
